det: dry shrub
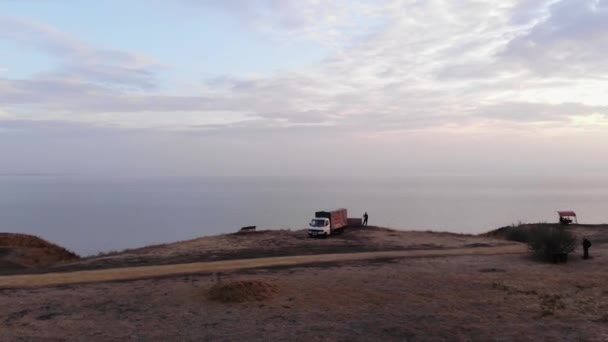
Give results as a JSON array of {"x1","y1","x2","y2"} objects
[
  {"x1": 540, "y1": 294, "x2": 565, "y2": 316},
  {"x1": 504, "y1": 225, "x2": 531, "y2": 243},
  {"x1": 526, "y1": 226, "x2": 577, "y2": 262},
  {"x1": 206, "y1": 280, "x2": 278, "y2": 303},
  {"x1": 485, "y1": 222, "x2": 535, "y2": 243},
  {"x1": 485, "y1": 223, "x2": 577, "y2": 262}
]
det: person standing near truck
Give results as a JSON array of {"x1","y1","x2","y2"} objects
[
  {"x1": 583, "y1": 238, "x2": 592, "y2": 259},
  {"x1": 363, "y1": 212, "x2": 369, "y2": 226}
]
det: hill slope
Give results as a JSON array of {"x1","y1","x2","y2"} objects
[
  {"x1": 0, "y1": 233, "x2": 79, "y2": 273},
  {"x1": 51, "y1": 226, "x2": 515, "y2": 273}
]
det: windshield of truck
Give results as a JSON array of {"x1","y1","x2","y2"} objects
[{"x1": 310, "y1": 219, "x2": 326, "y2": 227}]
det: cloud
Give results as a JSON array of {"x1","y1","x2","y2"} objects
[
  {"x1": 509, "y1": 0, "x2": 557, "y2": 26},
  {"x1": 473, "y1": 102, "x2": 608, "y2": 123},
  {"x1": 502, "y1": 0, "x2": 608, "y2": 77},
  {"x1": 198, "y1": 0, "x2": 312, "y2": 29},
  {"x1": 1, "y1": 0, "x2": 608, "y2": 134},
  {"x1": 187, "y1": 0, "x2": 385, "y2": 45},
  {"x1": 0, "y1": 15, "x2": 161, "y2": 89}
]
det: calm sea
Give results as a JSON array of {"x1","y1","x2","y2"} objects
[{"x1": 1, "y1": 175, "x2": 607, "y2": 255}]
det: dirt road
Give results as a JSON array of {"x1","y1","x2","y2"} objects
[{"x1": 0, "y1": 244, "x2": 526, "y2": 288}]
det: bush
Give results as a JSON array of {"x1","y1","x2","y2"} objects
[
  {"x1": 504, "y1": 225, "x2": 531, "y2": 243},
  {"x1": 526, "y1": 225, "x2": 577, "y2": 262},
  {"x1": 486, "y1": 222, "x2": 544, "y2": 243},
  {"x1": 206, "y1": 280, "x2": 278, "y2": 303}
]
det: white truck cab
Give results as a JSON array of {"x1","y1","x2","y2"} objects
[
  {"x1": 308, "y1": 218, "x2": 331, "y2": 237},
  {"x1": 308, "y1": 209, "x2": 348, "y2": 238}
]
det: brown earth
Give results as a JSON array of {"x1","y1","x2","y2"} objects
[
  {"x1": 1, "y1": 225, "x2": 607, "y2": 341},
  {"x1": 0, "y1": 233, "x2": 79, "y2": 274},
  {"x1": 206, "y1": 280, "x2": 279, "y2": 303},
  {"x1": 0, "y1": 245, "x2": 526, "y2": 288},
  {"x1": 46, "y1": 226, "x2": 514, "y2": 273}
]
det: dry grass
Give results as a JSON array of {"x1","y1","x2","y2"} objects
[
  {"x1": 0, "y1": 233, "x2": 56, "y2": 248},
  {"x1": 0, "y1": 233, "x2": 79, "y2": 269},
  {"x1": 0, "y1": 233, "x2": 78, "y2": 258},
  {"x1": 54, "y1": 227, "x2": 517, "y2": 275},
  {"x1": 2, "y1": 225, "x2": 608, "y2": 341},
  {"x1": 0, "y1": 245, "x2": 526, "y2": 288},
  {"x1": 4, "y1": 248, "x2": 608, "y2": 341},
  {"x1": 206, "y1": 280, "x2": 278, "y2": 303}
]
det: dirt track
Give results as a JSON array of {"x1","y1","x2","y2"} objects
[
  {"x1": 0, "y1": 244, "x2": 526, "y2": 288},
  {"x1": 38, "y1": 226, "x2": 515, "y2": 274},
  {"x1": 3, "y1": 226, "x2": 608, "y2": 341}
]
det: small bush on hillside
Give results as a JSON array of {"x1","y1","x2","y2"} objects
[
  {"x1": 490, "y1": 222, "x2": 548, "y2": 244},
  {"x1": 504, "y1": 225, "x2": 531, "y2": 243},
  {"x1": 206, "y1": 280, "x2": 278, "y2": 303},
  {"x1": 526, "y1": 226, "x2": 577, "y2": 262}
]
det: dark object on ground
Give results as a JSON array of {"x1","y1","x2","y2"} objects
[
  {"x1": 503, "y1": 225, "x2": 530, "y2": 243},
  {"x1": 348, "y1": 218, "x2": 363, "y2": 227},
  {"x1": 552, "y1": 252, "x2": 568, "y2": 263},
  {"x1": 363, "y1": 212, "x2": 369, "y2": 226},
  {"x1": 583, "y1": 238, "x2": 592, "y2": 259},
  {"x1": 240, "y1": 226, "x2": 256, "y2": 232}
]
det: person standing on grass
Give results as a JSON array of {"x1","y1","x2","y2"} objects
[
  {"x1": 583, "y1": 238, "x2": 592, "y2": 259},
  {"x1": 363, "y1": 212, "x2": 369, "y2": 226}
]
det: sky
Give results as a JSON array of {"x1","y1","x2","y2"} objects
[{"x1": 1, "y1": 0, "x2": 608, "y2": 178}]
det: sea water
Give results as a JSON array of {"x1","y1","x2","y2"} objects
[{"x1": 1, "y1": 175, "x2": 607, "y2": 255}]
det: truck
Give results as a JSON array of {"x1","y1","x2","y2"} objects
[{"x1": 308, "y1": 208, "x2": 348, "y2": 238}]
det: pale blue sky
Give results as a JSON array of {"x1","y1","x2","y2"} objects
[
  {"x1": 1, "y1": 0, "x2": 330, "y2": 84},
  {"x1": 1, "y1": 0, "x2": 608, "y2": 177}
]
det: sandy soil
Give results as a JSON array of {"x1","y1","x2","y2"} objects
[
  {"x1": 1, "y1": 225, "x2": 606, "y2": 341},
  {"x1": 0, "y1": 245, "x2": 526, "y2": 288},
  {"x1": 48, "y1": 227, "x2": 514, "y2": 273}
]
